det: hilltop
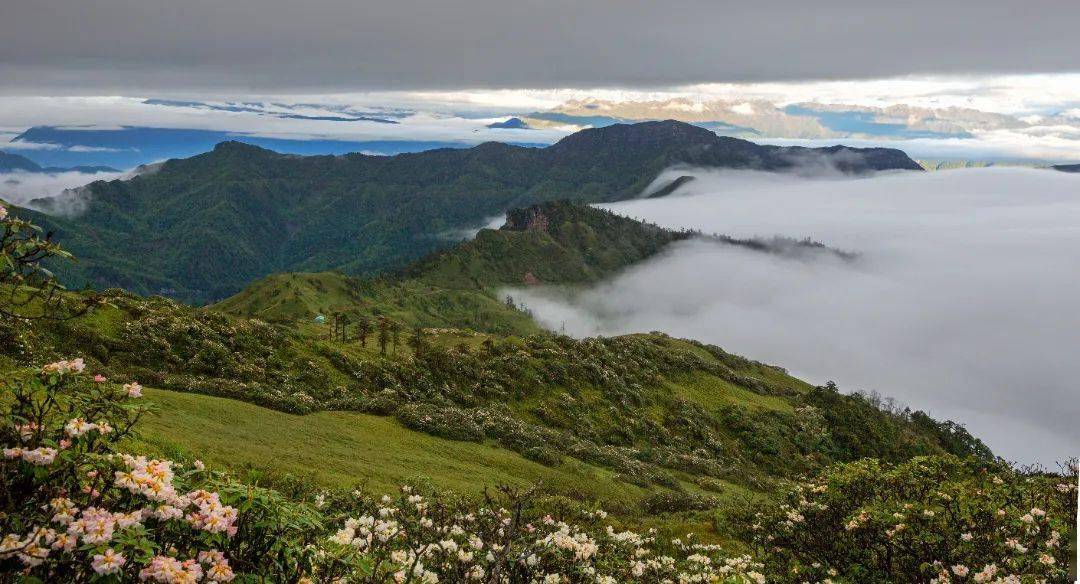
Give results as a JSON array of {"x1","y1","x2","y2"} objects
[
  {"x1": 214, "y1": 201, "x2": 848, "y2": 333},
  {"x1": 28, "y1": 120, "x2": 921, "y2": 302}
]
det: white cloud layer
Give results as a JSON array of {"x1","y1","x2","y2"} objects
[
  {"x1": 510, "y1": 168, "x2": 1080, "y2": 465},
  {"x1": 4, "y1": 74, "x2": 1080, "y2": 164},
  {"x1": 0, "y1": 170, "x2": 124, "y2": 208}
]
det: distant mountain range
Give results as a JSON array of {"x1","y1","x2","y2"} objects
[
  {"x1": 1053, "y1": 163, "x2": 1080, "y2": 173},
  {"x1": 0, "y1": 150, "x2": 119, "y2": 174},
  {"x1": 25, "y1": 120, "x2": 921, "y2": 302}
]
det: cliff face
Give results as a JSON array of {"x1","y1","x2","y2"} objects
[{"x1": 502, "y1": 206, "x2": 551, "y2": 232}]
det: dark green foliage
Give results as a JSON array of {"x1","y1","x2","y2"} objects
[{"x1": 404, "y1": 201, "x2": 693, "y2": 290}]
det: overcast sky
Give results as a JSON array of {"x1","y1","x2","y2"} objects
[{"x1": 2, "y1": 0, "x2": 1080, "y2": 93}]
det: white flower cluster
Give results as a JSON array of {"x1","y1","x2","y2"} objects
[{"x1": 322, "y1": 487, "x2": 767, "y2": 583}]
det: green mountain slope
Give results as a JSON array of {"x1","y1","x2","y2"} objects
[{"x1": 30, "y1": 120, "x2": 921, "y2": 302}]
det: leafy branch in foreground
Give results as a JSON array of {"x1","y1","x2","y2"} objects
[{"x1": 0, "y1": 204, "x2": 101, "y2": 321}]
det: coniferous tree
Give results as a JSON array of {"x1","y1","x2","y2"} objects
[
  {"x1": 377, "y1": 317, "x2": 390, "y2": 355},
  {"x1": 408, "y1": 326, "x2": 428, "y2": 357},
  {"x1": 356, "y1": 316, "x2": 371, "y2": 347},
  {"x1": 390, "y1": 321, "x2": 402, "y2": 355}
]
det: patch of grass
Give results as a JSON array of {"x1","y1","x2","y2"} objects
[
  {"x1": 669, "y1": 373, "x2": 795, "y2": 414},
  {"x1": 130, "y1": 388, "x2": 653, "y2": 510},
  {"x1": 213, "y1": 271, "x2": 541, "y2": 336}
]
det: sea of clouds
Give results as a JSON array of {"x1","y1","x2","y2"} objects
[{"x1": 509, "y1": 167, "x2": 1080, "y2": 465}]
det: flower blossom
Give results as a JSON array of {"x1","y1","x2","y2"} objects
[{"x1": 91, "y1": 548, "x2": 126, "y2": 575}]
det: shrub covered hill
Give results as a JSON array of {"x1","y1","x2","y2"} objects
[
  {"x1": 30, "y1": 120, "x2": 921, "y2": 302},
  {"x1": 7, "y1": 201, "x2": 993, "y2": 520}
]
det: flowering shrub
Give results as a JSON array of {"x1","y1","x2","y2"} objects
[
  {"x1": 740, "y1": 455, "x2": 1078, "y2": 583},
  {"x1": 0, "y1": 361, "x2": 246, "y2": 581},
  {"x1": 316, "y1": 485, "x2": 767, "y2": 584},
  {"x1": 0, "y1": 359, "x2": 327, "y2": 582}
]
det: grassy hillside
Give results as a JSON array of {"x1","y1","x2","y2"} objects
[
  {"x1": 132, "y1": 388, "x2": 658, "y2": 505},
  {"x1": 29, "y1": 120, "x2": 921, "y2": 302}
]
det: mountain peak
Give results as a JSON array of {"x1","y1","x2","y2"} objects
[
  {"x1": 550, "y1": 119, "x2": 719, "y2": 152},
  {"x1": 486, "y1": 117, "x2": 531, "y2": 129},
  {"x1": 211, "y1": 140, "x2": 277, "y2": 155}
]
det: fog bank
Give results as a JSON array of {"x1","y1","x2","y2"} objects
[
  {"x1": 512, "y1": 168, "x2": 1080, "y2": 465},
  {"x1": 0, "y1": 169, "x2": 124, "y2": 211}
]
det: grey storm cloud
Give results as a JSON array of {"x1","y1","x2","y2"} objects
[{"x1": 1, "y1": 0, "x2": 1080, "y2": 93}]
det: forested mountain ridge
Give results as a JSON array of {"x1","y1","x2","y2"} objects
[{"x1": 26, "y1": 120, "x2": 921, "y2": 302}]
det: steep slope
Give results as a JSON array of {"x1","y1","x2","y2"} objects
[{"x1": 35, "y1": 120, "x2": 921, "y2": 302}]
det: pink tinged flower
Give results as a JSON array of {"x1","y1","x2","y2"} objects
[
  {"x1": 42, "y1": 358, "x2": 87, "y2": 375},
  {"x1": 22, "y1": 447, "x2": 58, "y2": 466},
  {"x1": 0, "y1": 206, "x2": 8, "y2": 220},
  {"x1": 124, "y1": 381, "x2": 143, "y2": 397},
  {"x1": 951, "y1": 564, "x2": 970, "y2": 577},
  {"x1": 206, "y1": 561, "x2": 235, "y2": 582},
  {"x1": 64, "y1": 418, "x2": 97, "y2": 438},
  {"x1": 91, "y1": 548, "x2": 126, "y2": 575},
  {"x1": 93, "y1": 374, "x2": 107, "y2": 383}
]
